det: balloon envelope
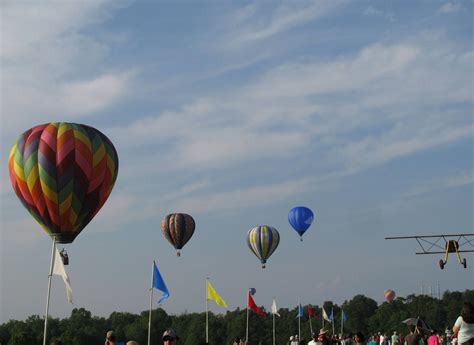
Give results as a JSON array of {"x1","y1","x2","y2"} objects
[
  {"x1": 247, "y1": 225, "x2": 280, "y2": 268},
  {"x1": 288, "y1": 206, "x2": 314, "y2": 239},
  {"x1": 161, "y1": 213, "x2": 195, "y2": 254},
  {"x1": 384, "y1": 289, "x2": 396, "y2": 302},
  {"x1": 8, "y1": 122, "x2": 119, "y2": 243}
]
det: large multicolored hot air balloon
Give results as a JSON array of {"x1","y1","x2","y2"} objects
[
  {"x1": 247, "y1": 225, "x2": 280, "y2": 268},
  {"x1": 8, "y1": 122, "x2": 119, "y2": 243},
  {"x1": 288, "y1": 206, "x2": 314, "y2": 241},
  {"x1": 384, "y1": 289, "x2": 396, "y2": 303},
  {"x1": 161, "y1": 213, "x2": 195, "y2": 256}
]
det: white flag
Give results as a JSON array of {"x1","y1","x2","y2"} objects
[
  {"x1": 53, "y1": 249, "x2": 73, "y2": 304},
  {"x1": 322, "y1": 307, "x2": 331, "y2": 322},
  {"x1": 271, "y1": 298, "x2": 280, "y2": 317}
]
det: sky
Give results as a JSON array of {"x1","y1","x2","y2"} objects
[{"x1": 0, "y1": 0, "x2": 473, "y2": 323}]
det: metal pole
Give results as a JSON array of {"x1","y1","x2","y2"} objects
[
  {"x1": 273, "y1": 311, "x2": 275, "y2": 345},
  {"x1": 429, "y1": 285, "x2": 432, "y2": 298},
  {"x1": 309, "y1": 313, "x2": 313, "y2": 335},
  {"x1": 438, "y1": 284, "x2": 441, "y2": 300},
  {"x1": 322, "y1": 307, "x2": 325, "y2": 329},
  {"x1": 298, "y1": 302, "x2": 301, "y2": 340},
  {"x1": 421, "y1": 284, "x2": 424, "y2": 295},
  {"x1": 148, "y1": 261, "x2": 154, "y2": 345},
  {"x1": 43, "y1": 238, "x2": 56, "y2": 345},
  {"x1": 246, "y1": 290, "x2": 249, "y2": 343},
  {"x1": 206, "y1": 279, "x2": 209, "y2": 343}
]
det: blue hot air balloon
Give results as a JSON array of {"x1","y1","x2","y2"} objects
[
  {"x1": 247, "y1": 225, "x2": 280, "y2": 268},
  {"x1": 288, "y1": 206, "x2": 314, "y2": 241}
]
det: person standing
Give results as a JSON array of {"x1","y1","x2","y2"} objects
[
  {"x1": 106, "y1": 331, "x2": 117, "y2": 345},
  {"x1": 453, "y1": 302, "x2": 474, "y2": 345},
  {"x1": 162, "y1": 329, "x2": 180, "y2": 345}
]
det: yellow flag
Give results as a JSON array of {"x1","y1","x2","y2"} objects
[{"x1": 207, "y1": 280, "x2": 228, "y2": 308}]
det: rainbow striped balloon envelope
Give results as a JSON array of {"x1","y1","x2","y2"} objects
[
  {"x1": 8, "y1": 122, "x2": 119, "y2": 243},
  {"x1": 247, "y1": 225, "x2": 280, "y2": 268}
]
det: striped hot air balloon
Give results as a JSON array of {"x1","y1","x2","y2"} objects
[
  {"x1": 247, "y1": 225, "x2": 280, "y2": 268},
  {"x1": 384, "y1": 289, "x2": 396, "y2": 303},
  {"x1": 8, "y1": 122, "x2": 119, "y2": 244},
  {"x1": 161, "y1": 213, "x2": 195, "y2": 256}
]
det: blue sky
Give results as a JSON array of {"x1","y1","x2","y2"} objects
[{"x1": 0, "y1": 0, "x2": 473, "y2": 323}]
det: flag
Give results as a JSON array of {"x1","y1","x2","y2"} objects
[
  {"x1": 248, "y1": 292, "x2": 266, "y2": 316},
  {"x1": 207, "y1": 280, "x2": 228, "y2": 308},
  {"x1": 53, "y1": 248, "x2": 73, "y2": 304},
  {"x1": 342, "y1": 309, "x2": 347, "y2": 321},
  {"x1": 153, "y1": 261, "x2": 170, "y2": 304},
  {"x1": 295, "y1": 303, "x2": 304, "y2": 318},
  {"x1": 322, "y1": 308, "x2": 331, "y2": 322},
  {"x1": 271, "y1": 298, "x2": 280, "y2": 317},
  {"x1": 329, "y1": 308, "x2": 334, "y2": 322},
  {"x1": 308, "y1": 306, "x2": 314, "y2": 317}
]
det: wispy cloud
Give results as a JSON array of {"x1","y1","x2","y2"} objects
[
  {"x1": 1, "y1": 0, "x2": 134, "y2": 135},
  {"x1": 402, "y1": 172, "x2": 474, "y2": 199},
  {"x1": 438, "y1": 2, "x2": 462, "y2": 14},
  {"x1": 225, "y1": 0, "x2": 345, "y2": 46}
]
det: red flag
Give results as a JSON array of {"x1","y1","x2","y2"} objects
[
  {"x1": 308, "y1": 306, "x2": 313, "y2": 317},
  {"x1": 314, "y1": 313, "x2": 320, "y2": 320},
  {"x1": 248, "y1": 292, "x2": 266, "y2": 316}
]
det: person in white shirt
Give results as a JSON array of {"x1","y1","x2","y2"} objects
[{"x1": 453, "y1": 302, "x2": 474, "y2": 345}]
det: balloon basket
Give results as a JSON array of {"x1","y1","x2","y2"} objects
[{"x1": 177, "y1": 251, "x2": 181, "y2": 257}]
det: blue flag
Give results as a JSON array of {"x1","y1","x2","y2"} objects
[
  {"x1": 342, "y1": 309, "x2": 347, "y2": 321},
  {"x1": 329, "y1": 308, "x2": 334, "y2": 321},
  {"x1": 295, "y1": 303, "x2": 304, "y2": 318},
  {"x1": 153, "y1": 261, "x2": 169, "y2": 304}
]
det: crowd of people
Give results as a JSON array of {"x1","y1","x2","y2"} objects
[{"x1": 42, "y1": 302, "x2": 472, "y2": 345}]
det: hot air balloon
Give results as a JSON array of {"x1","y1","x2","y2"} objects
[
  {"x1": 8, "y1": 122, "x2": 119, "y2": 243},
  {"x1": 8, "y1": 122, "x2": 119, "y2": 345},
  {"x1": 247, "y1": 225, "x2": 280, "y2": 268},
  {"x1": 384, "y1": 289, "x2": 396, "y2": 303},
  {"x1": 288, "y1": 206, "x2": 314, "y2": 241},
  {"x1": 161, "y1": 213, "x2": 195, "y2": 256}
]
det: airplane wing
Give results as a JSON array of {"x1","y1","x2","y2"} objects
[{"x1": 385, "y1": 234, "x2": 474, "y2": 255}]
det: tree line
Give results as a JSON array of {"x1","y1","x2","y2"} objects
[{"x1": 1, "y1": 290, "x2": 472, "y2": 345}]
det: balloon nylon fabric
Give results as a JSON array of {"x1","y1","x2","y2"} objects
[
  {"x1": 161, "y1": 213, "x2": 195, "y2": 250},
  {"x1": 288, "y1": 206, "x2": 314, "y2": 236},
  {"x1": 247, "y1": 225, "x2": 280, "y2": 264},
  {"x1": 8, "y1": 123, "x2": 119, "y2": 243}
]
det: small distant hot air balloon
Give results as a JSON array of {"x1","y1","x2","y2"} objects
[
  {"x1": 247, "y1": 225, "x2": 280, "y2": 268},
  {"x1": 161, "y1": 213, "x2": 195, "y2": 256},
  {"x1": 288, "y1": 206, "x2": 314, "y2": 241},
  {"x1": 384, "y1": 289, "x2": 396, "y2": 303}
]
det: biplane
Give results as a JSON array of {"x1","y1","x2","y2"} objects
[{"x1": 385, "y1": 233, "x2": 474, "y2": 269}]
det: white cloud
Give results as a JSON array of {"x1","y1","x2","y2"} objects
[
  {"x1": 228, "y1": 0, "x2": 345, "y2": 44},
  {"x1": 402, "y1": 172, "x2": 474, "y2": 198},
  {"x1": 1, "y1": 0, "x2": 134, "y2": 135},
  {"x1": 438, "y1": 2, "x2": 462, "y2": 14}
]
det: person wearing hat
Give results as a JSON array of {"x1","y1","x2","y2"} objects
[
  {"x1": 105, "y1": 331, "x2": 117, "y2": 345},
  {"x1": 163, "y1": 328, "x2": 180, "y2": 344},
  {"x1": 126, "y1": 342, "x2": 138, "y2": 345},
  {"x1": 318, "y1": 329, "x2": 331, "y2": 345}
]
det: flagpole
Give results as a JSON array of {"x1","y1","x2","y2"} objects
[
  {"x1": 341, "y1": 311, "x2": 343, "y2": 336},
  {"x1": 43, "y1": 237, "x2": 57, "y2": 345},
  {"x1": 332, "y1": 311, "x2": 335, "y2": 336},
  {"x1": 309, "y1": 312, "x2": 313, "y2": 335},
  {"x1": 206, "y1": 278, "x2": 209, "y2": 343},
  {"x1": 322, "y1": 307, "x2": 324, "y2": 329},
  {"x1": 246, "y1": 289, "x2": 249, "y2": 343},
  {"x1": 273, "y1": 307, "x2": 275, "y2": 345},
  {"x1": 148, "y1": 262, "x2": 155, "y2": 345},
  {"x1": 298, "y1": 302, "x2": 301, "y2": 340}
]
